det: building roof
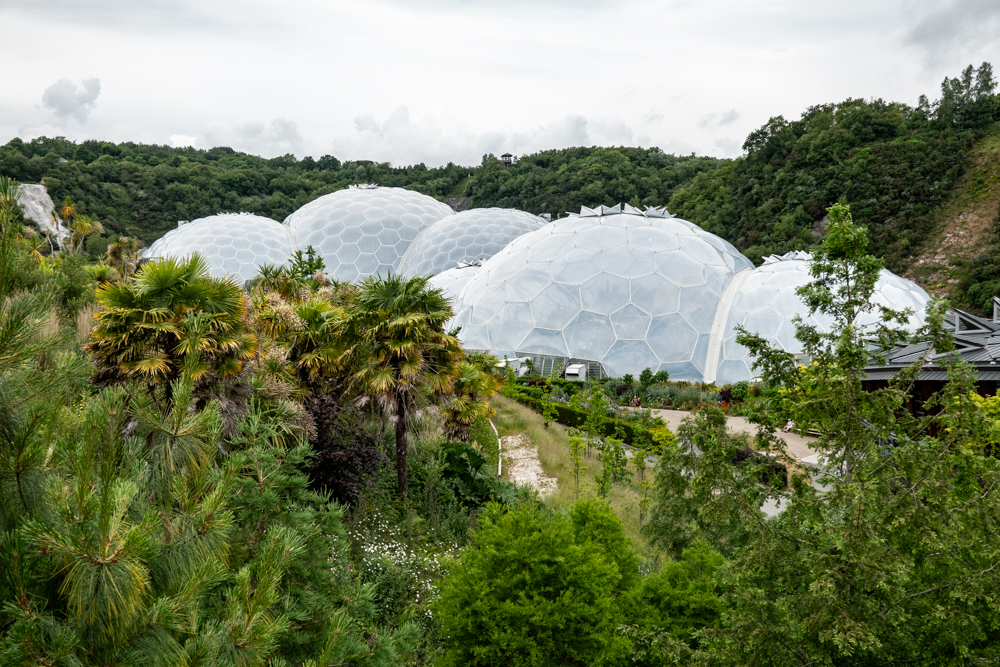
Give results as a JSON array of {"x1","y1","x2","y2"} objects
[{"x1": 864, "y1": 303, "x2": 1000, "y2": 381}]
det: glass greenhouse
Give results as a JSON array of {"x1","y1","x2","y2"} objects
[
  {"x1": 397, "y1": 207, "x2": 547, "y2": 278},
  {"x1": 451, "y1": 204, "x2": 754, "y2": 380},
  {"x1": 142, "y1": 213, "x2": 295, "y2": 284},
  {"x1": 284, "y1": 184, "x2": 454, "y2": 282},
  {"x1": 710, "y1": 251, "x2": 931, "y2": 385}
]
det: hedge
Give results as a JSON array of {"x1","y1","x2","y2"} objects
[{"x1": 500, "y1": 385, "x2": 675, "y2": 453}]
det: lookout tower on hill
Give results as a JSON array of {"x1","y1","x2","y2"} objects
[{"x1": 501, "y1": 153, "x2": 513, "y2": 167}]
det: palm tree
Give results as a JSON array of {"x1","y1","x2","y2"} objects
[
  {"x1": 442, "y1": 352, "x2": 502, "y2": 442},
  {"x1": 343, "y1": 275, "x2": 461, "y2": 495},
  {"x1": 68, "y1": 214, "x2": 104, "y2": 254},
  {"x1": 85, "y1": 254, "x2": 257, "y2": 403},
  {"x1": 58, "y1": 198, "x2": 76, "y2": 224},
  {"x1": 105, "y1": 235, "x2": 142, "y2": 277}
]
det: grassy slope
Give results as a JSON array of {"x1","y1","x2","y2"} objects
[
  {"x1": 491, "y1": 396, "x2": 655, "y2": 553},
  {"x1": 905, "y1": 129, "x2": 1000, "y2": 297},
  {"x1": 447, "y1": 177, "x2": 471, "y2": 197}
]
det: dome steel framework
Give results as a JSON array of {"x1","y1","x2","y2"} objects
[
  {"x1": 451, "y1": 204, "x2": 754, "y2": 380},
  {"x1": 711, "y1": 251, "x2": 931, "y2": 385},
  {"x1": 142, "y1": 213, "x2": 294, "y2": 284},
  {"x1": 398, "y1": 207, "x2": 546, "y2": 278},
  {"x1": 284, "y1": 184, "x2": 454, "y2": 282}
]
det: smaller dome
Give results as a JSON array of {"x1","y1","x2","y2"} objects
[
  {"x1": 429, "y1": 262, "x2": 480, "y2": 310},
  {"x1": 712, "y1": 251, "x2": 932, "y2": 385},
  {"x1": 398, "y1": 207, "x2": 547, "y2": 278},
  {"x1": 143, "y1": 213, "x2": 294, "y2": 283},
  {"x1": 284, "y1": 185, "x2": 454, "y2": 282}
]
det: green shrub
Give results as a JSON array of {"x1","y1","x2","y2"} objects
[
  {"x1": 435, "y1": 501, "x2": 625, "y2": 666},
  {"x1": 620, "y1": 542, "x2": 725, "y2": 648},
  {"x1": 730, "y1": 380, "x2": 751, "y2": 402}
]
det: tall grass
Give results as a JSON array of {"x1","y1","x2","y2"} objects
[
  {"x1": 492, "y1": 396, "x2": 655, "y2": 553},
  {"x1": 76, "y1": 302, "x2": 99, "y2": 343}
]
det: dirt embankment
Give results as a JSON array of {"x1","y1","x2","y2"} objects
[{"x1": 905, "y1": 133, "x2": 1000, "y2": 298}]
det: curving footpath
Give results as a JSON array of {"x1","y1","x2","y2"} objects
[{"x1": 651, "y1": 409, "x2": 819, "y2": 463}]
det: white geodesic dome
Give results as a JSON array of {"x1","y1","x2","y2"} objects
[
  {"x1": 397, "y1": 207, "x2": 547, "y2": 278},
  {"x1": 284, "y1": 184, "x2": 455, "y2": 282},
  {"x1": 451, "y1": 204, "x2": 754, "y2": 380},
  {"x1": 712, "y1": 251, "x2": 932, "y2": 385},
  {"x1": 142, "y1": 213, "x2": 294, "y2": 284},
  {"x1": 428, "y1": 263, "x2": 480, "y2": 309}
]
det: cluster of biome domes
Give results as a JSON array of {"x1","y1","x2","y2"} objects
[{"x1": 143, "y1": 185, "x2": 931, "y2": 384}]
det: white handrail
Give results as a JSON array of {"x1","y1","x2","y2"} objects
[{"x1": 490, "y1": 419, "x2": 501, "y2": 478}]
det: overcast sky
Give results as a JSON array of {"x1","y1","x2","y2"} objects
[{"x1": 2, "y1": 0, "x2": 999, "y2": 166}]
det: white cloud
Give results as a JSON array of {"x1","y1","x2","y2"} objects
[
  {"x1": 40, "y1": 77, "x2": 101, "y2": 123},
  {"x1": 714, "y1": 137, "x2": 743, "y2": 157},
  {"x1": 170, "y1": 134, "x2": 197, "y2": 148},
  {"x1": 330, "y1": 109, "x2": 643, "y2": 166},
  {"x1": 199, "y1": 118, "x2": 303, "y2": 158}
]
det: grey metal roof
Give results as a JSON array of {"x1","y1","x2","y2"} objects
[{"x1": 864, "y1": 305, "x2": 1000, "y2": 381}]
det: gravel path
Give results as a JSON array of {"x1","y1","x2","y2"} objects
[
  {"x1": 651, "y1": 408, "x2": 819, "y2": 462},
  {"x1": 500, "y1": 434, "x2": 558, "y2": 498}
]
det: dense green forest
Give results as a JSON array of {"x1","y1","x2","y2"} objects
[
  {"x1": 467, "y1": 147, "x2": 723, "y2": 215},
  {"x1": 0, "y1": 138, "x2": 471, "y2": 244}
]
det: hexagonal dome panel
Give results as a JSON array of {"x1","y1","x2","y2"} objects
[
  {"x1": 428, "y1": 264, "x2": 480, "y2": 313},
  {"x1": 452, "y1": 204, "x2": 754, "y2": 379},
  {"x1": 284, "y1": 184, "x2": 454, "y2": 282},
  {"x1": 712, "y1": 251, "x2": 932, "y2": 385},
  {"x1": 142, "y1": 213, "x2": 294, "y2": 284},
  {"x1": 398, "y1": 207, "x2": 546, "y2": 278}
]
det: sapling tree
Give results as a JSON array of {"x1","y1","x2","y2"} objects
[
  {"x1": 568, "y1": 429, "x2": 586, "y2": 499},
  {"x1": 649, "y1": 203, "x2": 1000, "y2": 664},
  {"x1": 596, "y1": 437, "x2": 628, "y2": 499}
]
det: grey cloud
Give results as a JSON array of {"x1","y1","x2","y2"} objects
[
  {"x1": 372, "y1": 0, "x2": 617, "y2": 9},
  {"x1": 0, "y1": 0, "x2": 283, "y2": 36},
  {"x1": 713, "y1": 137, "x2": 742, "y2": 157},
  {"x1": 719, "y1": 109, "x2": 740, "y2": 125},
  {"x1": 512, "y1": 115, "x2": 590, "y2": 149},
  {"x1": 589, "y1": 118, "x2": 633, "y2": 145},
  {"x1": 200, "y1": 118, "x2": 303, "y2": 158},
  {"x1": 41, "y1": 78, "x2": 101, "y2": 123},
  {"x1": 699, "y1": 108, "x2": 739, "y2": 128},
  {"x1": 330, "y1": 109, "x2": 639, "y2": 166},
  {"x1": 905, "y1": 0, "x2": 1000, "y2": 60},
  {"x1": 642, "y1": 111, "x2": 664, "y2": 125}
]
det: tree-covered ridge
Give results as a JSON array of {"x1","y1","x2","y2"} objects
[
  {"x1": 0, "y1": 137, "x2": 471, "y2": 243},
  {"x1": 468, "y1": 146, "x2": 724, "y2": 215},
  {"x1": 668, "y1": 63, "x2": 1000, "y2": 271}
]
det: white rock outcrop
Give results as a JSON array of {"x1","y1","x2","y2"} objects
[{"x1": 16, "y1": 184, "x2": 70, "y2": 246}]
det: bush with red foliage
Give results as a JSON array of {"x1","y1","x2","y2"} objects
[{"x1": 305, "y1": 391, "x2": 388, "y2": 505}]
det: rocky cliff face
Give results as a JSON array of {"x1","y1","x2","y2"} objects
[
  {"x1": 16, "y1": 184, "x2": 69, "y2": 246},
  {"x1": 445, "y1": 197, "x2": 471, "y2": 213}
]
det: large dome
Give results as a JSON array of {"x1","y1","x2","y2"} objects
[
  {"x1": 451, "y1": 204, "x2": 754, "y2": 379},
  {"x1": 284, "y1": 184, "x2": 454, "y2": 282},
  {"x1": 398, "y1": 207, "x2": 547, "y2": 278},
  {"x1": 142, "y1": 213, "x2": 294, "y2": 283},
  {"x1": 711, "y1": 251, "x2": 932, "y2": 385}
]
